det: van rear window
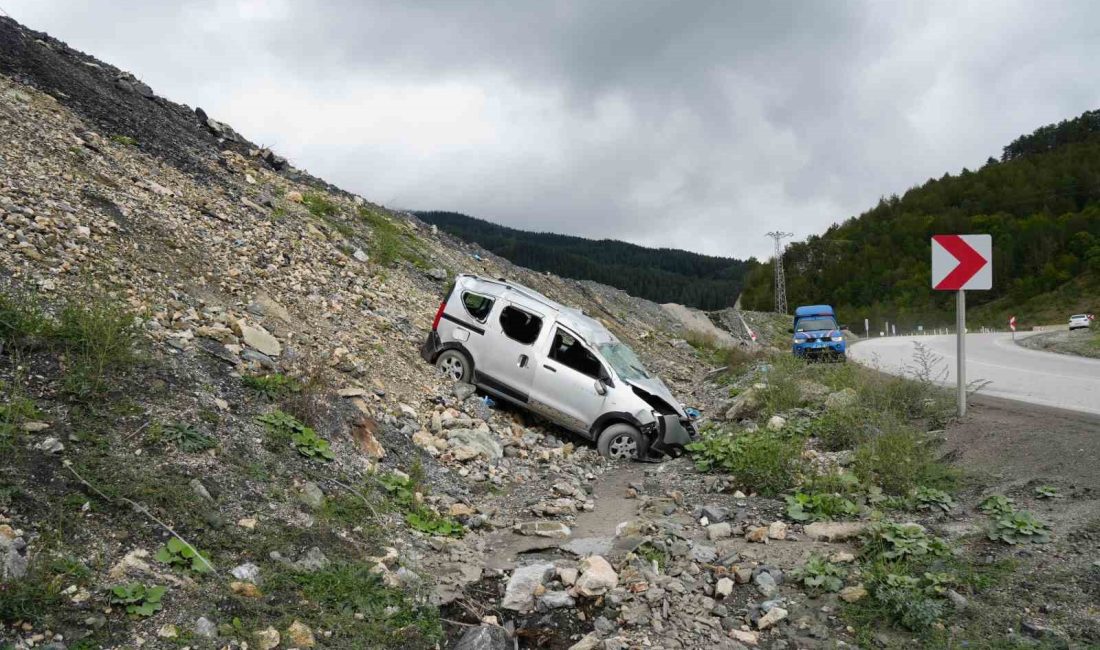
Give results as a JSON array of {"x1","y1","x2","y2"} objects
[
  {"x1": 461, "y1": 292, "x2": 494, "y2": 322},
  {"x1": 500, "y1": 306, "x2": 542, "y2": 345}
]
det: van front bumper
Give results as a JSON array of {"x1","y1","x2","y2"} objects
[
  {"x1": 648, "y1": 414, "x2": 697, "y2": 459},
  {"x1": 793, "y1": 341, "x2": 846, "y2": 358}
]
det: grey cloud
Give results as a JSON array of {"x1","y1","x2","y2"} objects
[{"x1": 5, "y1": 0, "x2": 1100, "y2": 259}]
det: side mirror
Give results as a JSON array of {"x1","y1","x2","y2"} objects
[
  {"x1": 594, "y1": 379, "x2": 608, "y2": 396},
  {"x1": 838, "y1": 324, "x2": 848, "y2": 331}
]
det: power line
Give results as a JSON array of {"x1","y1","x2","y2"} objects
[{"x1": 765, "y1": 231, "x2": 793, "y2": 314}]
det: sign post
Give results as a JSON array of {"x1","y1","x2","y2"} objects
[
  {"x1": 932, "y1": 234, "x2": 992, "y2": 417},
  {"x1": 1009, "y1": 315, "x2": 1016, "y2": 339}
]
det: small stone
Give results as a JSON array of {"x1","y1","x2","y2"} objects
[
  {"x1": 254, "y1": 626, "x2": 280, "y2": 650},
  {"x1": 715, "y1": 577, "x2": 734, "y2": 597},
  {"x1": 237, "y1": 517, "x2": 258, "y2": 530},
  {"x1": 449, "y1": 503, "x2": 476, "y2": 517},
  {"x1": 691, "y1": 544, "x2": 718, "y2": 563},
  {"x1": 540, "y1": 590, "x2": 576, "y2": 609},
  {"x1": 754, "y1": 571, "x2": 777, "y2": 597},
  {"x1": 947, "y1": 589, "x2": 968, "y2": 611},
  {"x1": 568, "y1": 634, "x2": 601, "y2": 650},
  {"x1": 756, "y1": 606, "x2": 788, "y2": 629},
  {"x1": 701, "y1": 505, "x2": 729, "y2": 522},
  {"x1": 22, "y1": 421, "x2": 50, "y2": 432},
  {"x1": 338, "y1": 387, "x2": 367, "y2": 397},
  {"x1": 745, "y1": 526, "x2": 768, "y2": 543},
  {"x1": 34, "y1": 437, "x2": 64, "y2": 453},
  {"x1": 194, "y1": 617, "x2": 217, "y2": 639},
  {"x1": 730, "y1": 629, "x2": 759, "y2": 646},
  {"x1": 514, "y1": 520, "x2": 571, "y2": 538},
  {"x1": 190, "y1": 478, "x2": 213, "y2": 502},
  {"x1": 707, "y1": 522, "x2": 732, "y2": 540},
  {"x1": 839, "y1": 585, "x2": 867, "y2": 603},
  {"x1": 452, "y1": 625, "x2": 509, "y2": 650},
  {"x1": 231, "y1": 562, "x2": 261, "y2": 584},
  {"x1": 157, "y1": 624, "x2": 178, "y2": 639},
  {"x1": 766, "y1": 415, "x2": 786, "y2": 431},
  {"x1": 574, "y1": 555, "x2": 618, "y2": 597},
  {"x1": 558, "y1": 567, "x2": 579, "y2": 586},
  {"x1": 735, "y1": 568, "x2": 753, "y2": 584},
  {"x1": 230, "y1": 581, "x2": 262, "y2": 598},
  {"x1": 804, "y1": 521, "x2": 866, "y2": 542},
  {"x1": 287, "y1": 620, "x2": 315, "y2": 647},
  {"x1": 767, "y1": 521, "x2": 788, "y2": 540},
  {"x1": 501, "y1": 562, "x2": 555, "y2": 611},
  {"x1": 732, "y1": 490, "x2": 746, "y2": 498},
  {"x1": 299, "y1": 482, "x2": 325, "y2": 508},
  {"x1": 235, "y1": 321, "x2": 282, "y2": 357},
  {"x1": 828, "y1": 551, "x2": 855, "y2": 563}
]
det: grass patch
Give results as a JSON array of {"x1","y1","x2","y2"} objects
[
  {"x1": 852, "y1": 427, "x2": 952, "y2": 495},
  {"x1": 686, "y1": 429, "x2": 802, "y2": 496},
  {"x1": 0, "y1": 561, "x2": 63, "y2": 625},
  {"x1": 301, "y1": 192, "x2": 339, "y2": 218},
  {"x1": 109, "y1": 134, "x2": 138, "y2": 146},
  {"x1": 378, "y1": 472, "x2": 464, "y2": 537},
  {"x1": 242, "y1": 373, "x2": 300, "y2": 401},
  {"x1": 0, "y1": 290, "x2": 53, "y2": 352},
  {"x1": 360, "y1": 208, "x2": 426, "y2": 267},
  {"x1": 266, "y1": 562, "x2": 443, "y2": 648},
  {"x1": 54, "y1": 298, "x2": 140, "y2": 400}
]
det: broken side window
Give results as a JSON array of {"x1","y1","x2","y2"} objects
[
  {"x1": 461, "y1": 292, "x2": 494, "y2": 322},
  {"x1": 499, "y1": 305, "x2": 542, "y2": 345},
  {"x1": 549, "y1": 328, "x2": 603, "y2": 378}
]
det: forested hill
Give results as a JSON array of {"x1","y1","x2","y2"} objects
[
  {"x1": 415, "y1": 211, "x2": 756, "y2": 310},
  {"x1": 740, "y1": 108, "x2": 1100, "y2": 329}
]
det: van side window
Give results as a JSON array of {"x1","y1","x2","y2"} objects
[
  {"x1": 499, "y1": 306, "x2": 542, "y2": 345},
  {"x1": 549, "y1": 329, "x2": 603, "y2": 378},
  {"x1": 461, "y1": 292, "x2": 494, "y2": 322}
]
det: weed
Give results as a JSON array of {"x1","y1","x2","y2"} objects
[
  {"x1": 861, "y1": 522, "x2": 950, "y2": 561},
  {"x1": 635, "y1": 542, "x2": 669, "y2": 569},
  {"x1": 0, "y1": 391, "x2": 39, "y2": 450},
  {"x1": 256, "y1": 410, "x2": 333, "y2": 459},
  {"x1": 161, "y1": 422, "x2": 216, "y2": 452},
  {"x1": 154, "y1": 537, "x2": 214, "y2": 574},
  {"x1": 242, "y1": 373, "x2": 300, "y2": 401},
  {"x1": 279, "y1": 354, "x2": 331, "y2": 428},
  {"x1": 986, "y1": 510, "x2": 1051, "y2": 544},
  {"x1": 911, "y1": 486, "x2": 955, "y2": 513},
  {"x1": 794, "y1": 555, "x2": 847, "y2": 593},
  {"x1": 1034, "y1": 485, "x2": 1061, "y2": 499},
  {"x1": 785, "y1": 491, "x2": 861, "y2": 522},
  {"x1": 0, "y1": 563, "x2": 62, "y2": 624},
  {"x1": 379, "y1": 473, "x2": 464, "y2": 537},
  {"x1": 108, "y1": 582, "x2": 166, "y2": 617},
  {"x1": 109, "y1": 134, "x2": 138, "y2": 146},
  {"x1": 978, "y1": 494, "x2": 1015, "y2": 517},
  {"x1": 292, "y1": 426, "x2": 335, "y2": 460},
  {"x1": 0, "y1": 290, "x2": 52, "y2": 352},
  {"x1": 807, "y1": 405, "x2": 881, "y2": 451},
  {"x1": 852, "y1": 427, "x2": 941, "y2": 495},
  {"x1": 869, "y1": 573, "x2": 947, "y2": 631},
  {"x1": 55, "y1": 298, "x2": 140, "y2": 399},
  {"x1": 686, "y1": 429, "x2": 802, "y2": 496}
]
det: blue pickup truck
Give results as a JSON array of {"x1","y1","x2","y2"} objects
[{"x1": 790, "y1": 305, "x2": 847, "y2": 361}]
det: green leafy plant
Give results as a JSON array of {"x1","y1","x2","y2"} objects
[
  {"x1": 861, "y1": 522, "x2": 950, "y2": 561},
  {"x1": 256, "y1": 410, "x2": 334, "y2": 460},
  {"x1": 911, "y1": 486, "x2": 955, "y2": 513},
  {"x1": 154, "y1": 537, "x2": 213, "y2": 573},
  {"x1": 686, "y1": 430, "x2": 802, "y2": 496},
  {"x1": 243, "y1": 373, "x2": 300, "y2": 401},
  {"x1": 108, "y1": 583, "x2": 166, "y2": 617},
  {"x1": 978, "y1": 494, "x2": 1015, "y2": 517},
  {"x1": 794, "y1": 554, "x2": 846, "y2": 593},
  {"x1": 1033, "y1": 485, "x2": 1061, "y2": 499},
  {"x1": 785, "y1": 491, "x2": 861, "y2": 522},
  {"x1": 378, "y1": 473, "x2": 464, "y2": 537},
  {"x1": 161, "y1": 422, "x2": 215, "y2": 452},
  {"x1": 635, "y1": 542, "x2": 669, "y2": 569},
  {"x1": 852, "y1": 428, "x2": 939, "y2": 495},
  {"x1": 987, "y1": 510, "x2": 1051, "y2": 544}
]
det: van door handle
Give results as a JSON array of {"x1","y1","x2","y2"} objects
[
  {"x1": 518, "y1": 354, "x2": 529, "y2": 368},
  {"x1": 542, "y1": 364, "x2": 556, "y2": 372}
]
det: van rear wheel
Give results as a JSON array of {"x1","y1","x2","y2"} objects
[
  {"x1": 436, "y1": 350, "x2": 472, "y2": 382},
  {"x1": 597, "y1": 423, "x2": 648, "y2": 461}
]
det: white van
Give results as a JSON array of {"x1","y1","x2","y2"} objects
[{"x1": 420, "y1": 275, "x2": 695, "y2": 460}]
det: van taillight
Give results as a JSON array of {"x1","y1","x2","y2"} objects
[{"x1": 431, "y1": 301, "x2": 446, "y2": 331}]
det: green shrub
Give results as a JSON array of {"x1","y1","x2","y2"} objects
[
  {"x1": 1034, "y1": 485, "x2": 1061, "y2": 499},
  {"x1": 242, "y1": 373, "x2": 300, "y2": 400},
  {"x1": 987, "y1": 510, "x2": 1051, "y2": 544},
  {"x1": 978, "y1": 494, "x2": 1014, "y2": 517},
  {"x1": 686, "y1": 430, "x2": 802, "y2": 496},
  {"x1": 861, "y1": 522, "x2": 950, "y2": 561},
  {"x1": 55, "y1": 299, "x2": 140, "y2": 399},
  {"x1": 853, "y1": 428, "x2": 940, "y2": 495},
  {"x1": 108, "y1": 582, "x2": 166, "y2": 617},
  {"x1": 0, "y1": 291, "x2": 52, "y2": 352},
  {"x1": 153, "y1": 537, "x2": 213, "y2": 573},
  {"x1": 794, "y1": 554, "x2": 846, "y2": 593},
  {"x1": 808, "y1": 405, "x2": 881, "y2": 451},
  {"x1": 256, "y1": 410, "x2": 334, "y2": 460},
  {"x1": 911, "y1": 486, "x2": 955, "y2": 513},
  {"x1": 0, "y1": 563, "x2": 62, "y2": 624},
  {"x1": 870, "y1": 573, "x2": 947, "y2": 631}
]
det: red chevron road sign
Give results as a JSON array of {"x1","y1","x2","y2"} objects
[{"x1": 931, "y1": 234, "x2": 991, "y2": 291}]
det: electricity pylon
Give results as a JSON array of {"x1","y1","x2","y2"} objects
[{"x1": 765, "y1": 231, "x2": 793, "y2": 314}]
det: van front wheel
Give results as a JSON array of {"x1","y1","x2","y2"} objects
[
  {"x1": 436, "y1": 350, "x2": 472, "y2": 382},
  {"x1": 597, "y1": 423, "x2": 649, "y2": 461}
]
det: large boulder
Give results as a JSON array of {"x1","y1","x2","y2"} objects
[
  {"x1": 798, "y1": 380, "x2": 830, "y2": 405},
  {"x1": 723, "y1": 384, "x2": 764, "y2": 420},
  {"x1": 447, "y1": 428, "x2": 503, "y2": 460},
  {"x1": 825, "y1": 388, "x2": 858, "y2": 411},
  {"x1": 501, "y1": 562, "x2": 555, "y2": 612},
  {"x1": 0, "y1": 525, "x2": 28, "y2": 581},
  {"x1": 451, "y1": 625, "x2": 509, "y2": 650},
  {"x1": 574, "y1": 555, "x2": 618, "y2": 597}
]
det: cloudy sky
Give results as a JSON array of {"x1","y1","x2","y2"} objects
[{"x1": 5, "y1": 1, "x2": 1099, "y2": 259}]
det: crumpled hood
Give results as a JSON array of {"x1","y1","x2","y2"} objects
[{"x1": 625, "y1": 376, "x2": 688, "y2": 418}]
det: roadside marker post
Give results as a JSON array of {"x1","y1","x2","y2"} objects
[
  {"x1": 932, "y1": 234, "x2": 992, "y2": 416},
  {"x1": 1009, "y1": 315, "x2": 1016, "y2": 340}
]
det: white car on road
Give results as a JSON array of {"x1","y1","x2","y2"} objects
[{"x1": 1068, "y1": 314, "x2": 1091, "y2": 331}]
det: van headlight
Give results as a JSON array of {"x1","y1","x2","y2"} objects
[
  {"x1": 792, "y1": 337, "x2": 801, "y2": 343},
  {"x1": 831, "y1": 335, "x2": 844, "y2": 342}
]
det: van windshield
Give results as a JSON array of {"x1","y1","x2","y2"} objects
[
  {"x1": 795, "y1": 317, "x2": 837, "y2": 332},
  {"x1": 596, "y1": 342, "x2": 651, "y2": 380}
]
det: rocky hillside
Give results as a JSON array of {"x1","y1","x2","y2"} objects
[{"x1": 0, "y1": 15, "x2": 748, "y2": 650}]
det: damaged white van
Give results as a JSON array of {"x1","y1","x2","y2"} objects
[{"x1": 420, "y1": 274, "x2": 696, "y2": 460}]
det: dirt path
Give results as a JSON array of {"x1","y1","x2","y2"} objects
[{"x1": 947, "y1": 394, "x2": 1100, "y2": 491}]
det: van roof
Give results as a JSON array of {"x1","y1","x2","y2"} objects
[
  {"x1": 456, "y1": 274, "x2": 617, "y2": 344},
  {"x1": 794, "y1": 305, "x2": 835, "y2": 317}
]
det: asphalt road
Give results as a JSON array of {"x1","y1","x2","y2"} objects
[{"x1": 849, "y1": 332, "x2": 1100, "y2": 416}]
